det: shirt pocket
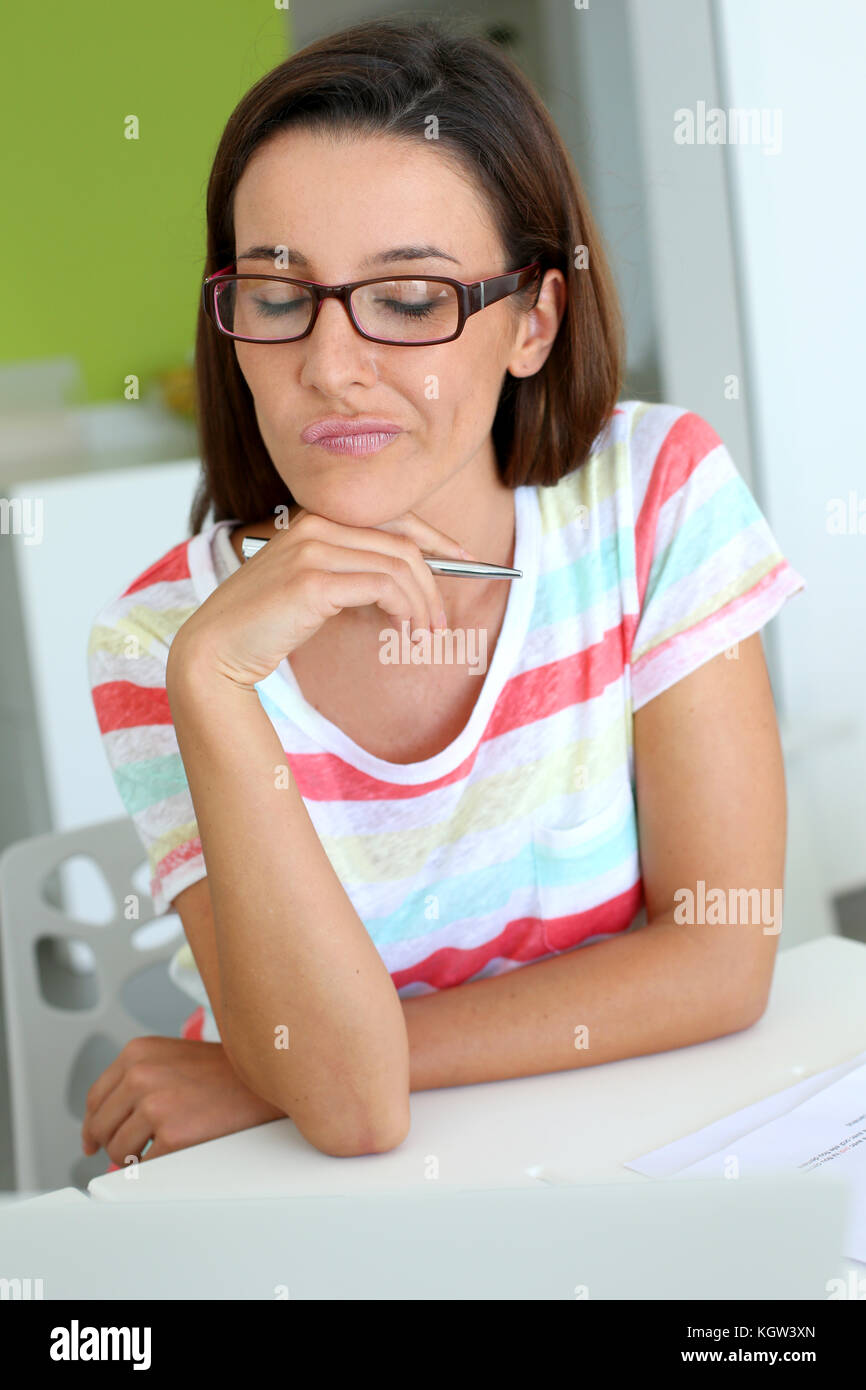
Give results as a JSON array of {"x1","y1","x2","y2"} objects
[{"x1": 531, "y1": 782, "x2": 639, "y2": 952}]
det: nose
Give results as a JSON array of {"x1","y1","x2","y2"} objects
[{"x1": 298, "y1": 295, "x2": 380, "y2": 395}]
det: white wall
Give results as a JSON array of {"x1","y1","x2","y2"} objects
[
  {"x1": 10, "y1": 461, "x2": 200, "y2": 835},
  {"x1": 6, "y1": 461, "x2": 200, "y2": 925},
  {"x1": 714, "y1": 0, "x2": 866, "y2": 895},
  {"x1": 539, "y1": 0, "x2": 660, "y2": 401},
  {"x1": 624, "y1": 0, "x2": 755, "y2": 491}
]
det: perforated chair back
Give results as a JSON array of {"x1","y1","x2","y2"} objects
[{"x1": 0, "y1": 817, "x2": 189, "y2": 1191}]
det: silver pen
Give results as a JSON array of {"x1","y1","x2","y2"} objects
[{"x1": 240, "y1": 535, "x2": 521, "y2": 578}]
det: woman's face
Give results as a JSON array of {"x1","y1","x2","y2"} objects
[{"x1": 230, "y1": 127, "x2": 562, "y2": 526}]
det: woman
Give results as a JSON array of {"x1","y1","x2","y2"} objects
[{"x1": 83, "y1": 17, "x2": 804, "y2": 1168}]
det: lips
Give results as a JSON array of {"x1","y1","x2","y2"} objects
[{"x1": 301, "y1": 416, "x2": 403, "y2": 444}]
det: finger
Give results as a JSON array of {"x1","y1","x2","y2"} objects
[
  {"x1": 83, "y1": 1067, "x2": 151, "y2": 1155},
  {"x1": 294, "y1": 538, "x2": 443, "y2": 635},
  {"x1": 82, "y1": 1053, "x2": 128, "y2": 1127},
  {"x1": 374, "y1": 510, "x2": 478, "y2": 561},
  {"x1": 367, "y1": 530, "x2": 447, "y2": 631},
  {"x1": 82, "y1": 1073, "x2": 127, "y2": 1151},
  {"x1": 318, "y1": 570, "x2": 444, "y2": 637},
  {"x1": 83, "y1": 1093, "x2": 135, "y2": 1156},
  {"x1": 106, "y1": 1112, "x2": 156, "y2": 1169},
  {"x1": 139, "y1": 1134, "x2": 173, "y2": 1162},
  {"x1": 81, "y1": 1035, "x2": 169, "y2": 1134},
  {"x1": 289, "y1": 505, "x2": 472, "y2": 561},
  {"x1": 285, "y1": 514, "x2": 451, "y2": 626}
]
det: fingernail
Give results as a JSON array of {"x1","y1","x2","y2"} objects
[
  {"x1": 459, "y1": 547, "x2": 476, "y2": 561},
  {"x1": 435, "y1": 609, "x2": 447, "y2": 631}
]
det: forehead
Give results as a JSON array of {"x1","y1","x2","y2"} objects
[{"x1": 232, "y1": 127, "x2": 500, "y2": 258}]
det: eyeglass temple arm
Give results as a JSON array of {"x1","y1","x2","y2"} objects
[
  {"x1": 469, "y1": 264, "x2": 541, "y2": 313},
  {"x1": 201, "y1": 263, "x2": 236, "y2": 314}
]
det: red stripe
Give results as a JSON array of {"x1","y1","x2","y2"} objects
[
  {"x1": 288, "y1": 746, "x2": 478, "y2": 801},
  {"x1": 91, "y1": 680, "x2": 173, "y2": 733},
  {"x1": 485, "y1": 623, "x2": 626, "y2": 741},
  {"x1": 633, "y1": 412, "x2": 722, "y2": 617},
  {"x1": 287, "y1": 623, "x2": 630, "y2": 802},
  {"x1": 181, "y1": 1006, "x2": 206, "y2": 1041},
  {"x1": 122, "y1": 539, "x2": 191, "y2": 596},
  {"x1": 391, "y1": 879, "x2": 643, "y2": 992},
  {"x1": 631, "y1": 557, "x2": 793, "y2": 680},
  {"x1": 544, "y1": 878, "x2": 644, "y2": 952},
  {"x1": 153, "y1": 837, "x2": 203, "y2": 887},
  {"x1": 393, "y1": 913, "x2": 548, "y2": 990}
]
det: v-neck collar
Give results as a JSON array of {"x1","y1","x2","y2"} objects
[{"x1": 187, "y1": 485, "x2": 540, "y2": 785}]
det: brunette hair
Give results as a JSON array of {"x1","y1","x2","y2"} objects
[{"x1": 189, "y1": 15, "x2": 624, "y2": 533}]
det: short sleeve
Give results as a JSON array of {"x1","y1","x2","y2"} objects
[
  {"x1": 86, "y1": 591, "x2": 206, "y2": 916},
  {"x1": 628, "y1": 409, "x2": 806, "y2": 710}
]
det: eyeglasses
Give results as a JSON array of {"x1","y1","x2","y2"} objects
[{"x1": 201, "y1": 261, "x2": 541, "y2": 346}]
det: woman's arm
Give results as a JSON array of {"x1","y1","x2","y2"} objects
[
  {"x1": 171, "y1": 631, "x2": 784, "y2": 1100},
  {"x1": 400, "y1": 632, "x2": 785, "y2": 1088},
  {"x1": 165, "y1": 639, "x2": 411, "y2": 1157}
]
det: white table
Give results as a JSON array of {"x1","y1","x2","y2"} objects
[
  {"x1": 86, "y1": 936, "x2": 866, "y2": 1204},
  {"x1": 0, "y1": 1187, "x2": 88, "y2": 1213},
  {"x1": 3, "y1": 937, "x2": 862, "y2": 1300}
]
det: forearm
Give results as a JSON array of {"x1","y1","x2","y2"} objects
[
  {"x1": 400, "y1": 913, "x2": 769, "y2": 1092},
  {"x1": 166, "y1": 641, "x2": 410, "y2": 1154}
]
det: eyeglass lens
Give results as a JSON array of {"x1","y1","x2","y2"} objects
[{"x1": 214, "y1": 276, "x2": 461, "y2": 343}]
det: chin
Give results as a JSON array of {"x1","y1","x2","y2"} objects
[{"x1": 288, "y1": 478, "x2": 415, "y2": 529}]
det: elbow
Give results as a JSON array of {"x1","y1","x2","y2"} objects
[
  {"x1": 741, "y1": 986, "x2": 772, "y2": 1029},
  {"x1": 725, "y1": 976, "x2": 773, "y2": 1033},
  {"x1": 226, "y1": 1057, "x2": 410, "y2": 1157},
  {"x1": 221, "y1": 1012, "x2": 411, "y2": 1156},
  {"x1": 307, "y1": 1106, "x2": 411, "y2": 1158}
]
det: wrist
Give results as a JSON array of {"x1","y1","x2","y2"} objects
[{"x1": 166, "y1": 633, "x2": 259, "y2": 703}]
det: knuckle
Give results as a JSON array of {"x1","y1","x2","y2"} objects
[
  {"x1": 386, "y1": 552, "x2": 412, "y2": 578},
  {"x1": 294, "y1": 537, "x2": 322, "y2": 566},
  {"x1": 379, "y1": 570, "x2": 400, "y2": 595},
  {"x1": 157, "y1": 1126, "x2": 183, "y2": 1152},
  {"x1": 126, "y1": 1061, "x2": 156, "y2": 1091},
  {"x1": 139, "y1": 1093, "x2": 165, "y2": 1125},
  {"x1": 392, "y1": 534, "x2": 416, "y2": 560},
  {"x1": 124, "y1": 1034, "x2": 159, "y2": 1062},
  {"x1": 296, "y1": 569, "x2": 323, "y2": 599}
]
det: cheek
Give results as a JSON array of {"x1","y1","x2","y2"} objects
[
  {"x1": 234, "y1": 343, "x2": 274, "y2": 394},
  {"x1": 431, "y1": 335, "x2": 505, "y2": 425},
  {"x1": 420, "y1": 340, "x2": 478, "y2": 407},
  {"x1": 234, "y1": 347, "x2": 291, "y2": 423}
]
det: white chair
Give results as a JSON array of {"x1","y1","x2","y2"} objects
[{"x1": 0, "y1": 817, "x2": 191, "y2": 1191}]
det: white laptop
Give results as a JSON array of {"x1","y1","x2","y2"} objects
[{"x1": 0, "y1": 1173, "x2": 849, "y2": 1300}]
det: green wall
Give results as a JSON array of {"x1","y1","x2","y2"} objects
[{"x1": 1, "y1": 2, "x2": 292, "y2": 403}]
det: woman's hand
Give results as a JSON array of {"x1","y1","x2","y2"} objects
[
  {"x1": 168, "y1": 507, "x2": 474, "y2": 690},
  {"x1": 80, "y1": 1036, "x2": 286, "y2": 1166}
]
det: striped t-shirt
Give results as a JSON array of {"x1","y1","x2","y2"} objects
[{"x1": 87, "y1": 400, "x2": 806, "y2": 1042}]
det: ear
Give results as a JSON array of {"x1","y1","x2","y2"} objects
[{"x1": 505, "y1": 268, "x2": 567, "y2": 377}]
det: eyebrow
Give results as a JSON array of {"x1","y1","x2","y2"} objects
[{"x1": 235, "y1": 243, "x2": 461, "y2": 269}]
